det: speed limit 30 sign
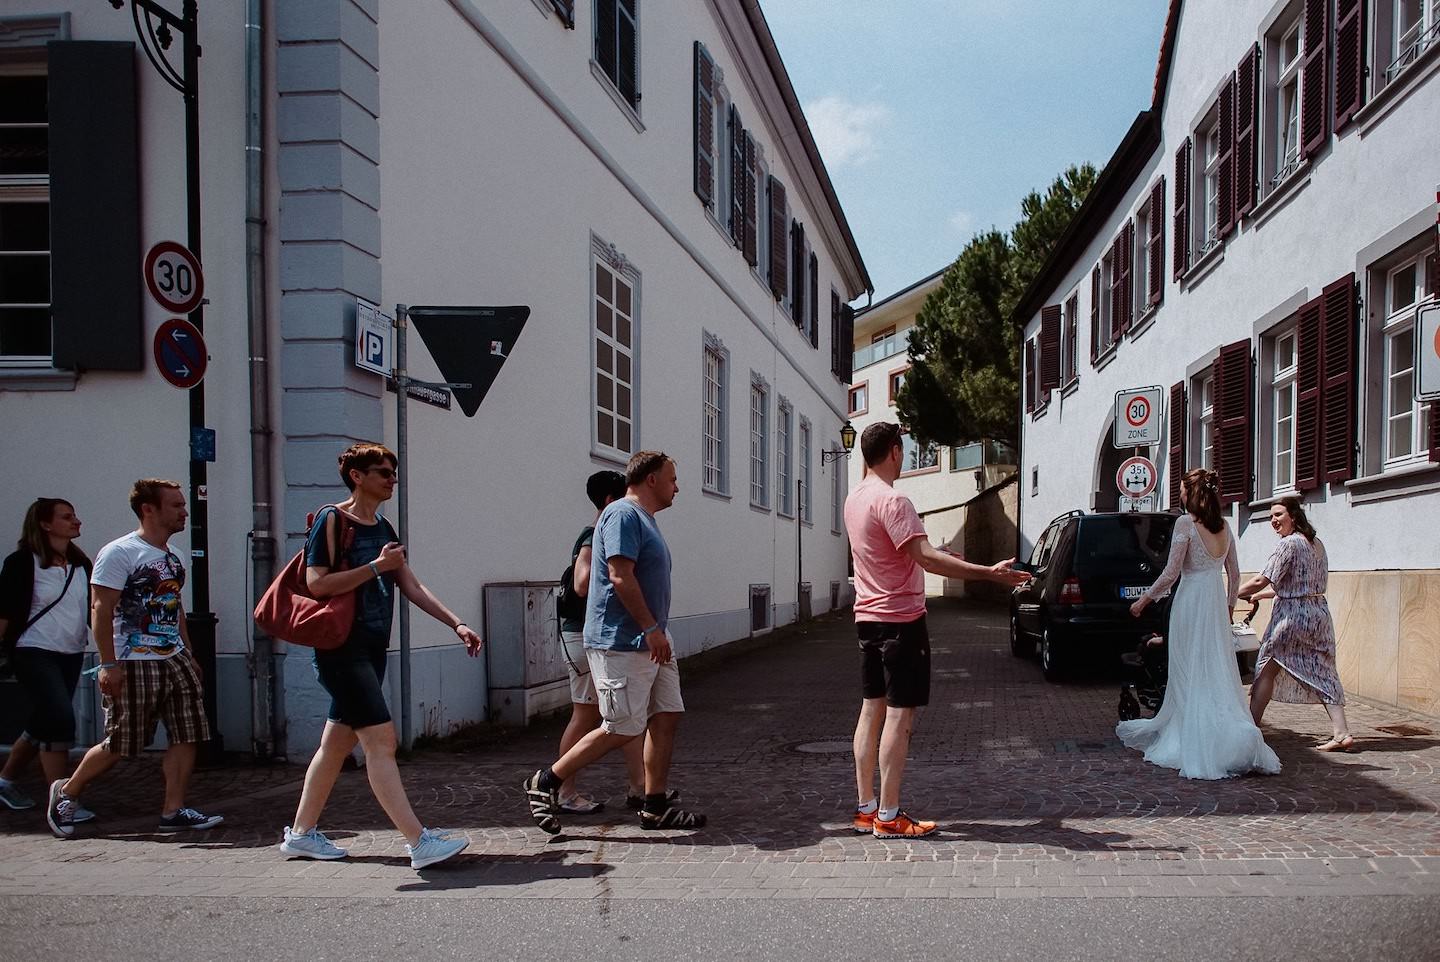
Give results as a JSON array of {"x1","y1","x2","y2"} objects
[
  {"x1": 144, "y1": 241, "x2": 205, "y2": 315},
  {"x1": 1113, "y1": 385, "x2": 1164, "y2": 448}
]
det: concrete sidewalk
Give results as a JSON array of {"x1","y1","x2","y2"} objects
[{"x1": 1, "y1": 598, "x2": 1438, "y2": 902}]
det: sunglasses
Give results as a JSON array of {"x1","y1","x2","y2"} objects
[{"x1": 365, "y1": 467, "x2": 399, "y2": 480}]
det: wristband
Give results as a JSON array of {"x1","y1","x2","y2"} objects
[
  {"x1": 640, "y1": 624, "x2": 660, "y2": 636},
  {"x1": 100, "y1": 661, "x2": 120, "y2": 670},
  {"x1": 368, "y1": 561, "x2": 381, "y2": 580},
  {"x1": 453, "y1": 623, "x2": 467, "y2": 634}
]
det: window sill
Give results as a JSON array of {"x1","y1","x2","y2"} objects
[
  {"x1": 590, "y1": 447, "x2": 630, "y2": 468},
  {"x1": 1356, "y1": 38, "x2": 1440, "y2": 135},
  {"x1": 749, "y1": 500, "x2": 772, "y2": 515},
  {"x1": 1247, "y1": 161, "x2": 1311, "y2": 231},
  {"x1": 848, "y1": 405, "x2": 868, "y2": 418},
  {"x1": 1093, "y1": 347, "x2": 1118, "y2": 372},
  {"x1": 705, "y1": 207, "x2": 741, "y2": 251},
  {"x1": 590, "y1": 60, "x2": 644, "y2": 133},
  {"x1": 1060, "y1": 377, "x2": 1080, "y2": 398},
  {"x1": 702, "y1": 485, "x2": 732, "y2": 501},
  {"x1": 778, "y1": 509, "x2": 795, "y2": 520},
  {"x1": 1129, "y1": 305, "x2": 1159, "y2": 340},
  {"x1": 0, "y1": 367, "x2": 78, "y2": 392},
  {"x1": 1180, "y1": 241, "x2": 1225, "y2": 289},
  {"x1": 1344, "y1": 460, "x2": 1440, "y2": 504}
]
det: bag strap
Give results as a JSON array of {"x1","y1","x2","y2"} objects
[{"x1": 16, "y1": 562, "x2": 79, "y2": 639}]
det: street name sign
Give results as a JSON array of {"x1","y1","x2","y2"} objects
[
  {"x1": 1113, "y1": 385, "x2": 1164, "y2": 448},
  {"x1": 153, "y1": 317, "x2": 207, "y2": 389},
  {"x1": 144, "y1": 241, "x2": 205, "y2": 315}
]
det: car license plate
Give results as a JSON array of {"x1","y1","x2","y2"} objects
[{"x1": 1120, "y1": 586, "x2": 1146, "y2": 600}]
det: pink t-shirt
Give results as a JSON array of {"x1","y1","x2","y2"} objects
[{"x1": 844, "y1": 474, "x2": 927, "y2": 622}]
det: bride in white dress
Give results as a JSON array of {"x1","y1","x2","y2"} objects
[{"x1": 1117, "y1": 468, "x2": 1281, "y2": 780}]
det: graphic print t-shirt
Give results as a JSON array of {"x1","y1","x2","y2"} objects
[{"x1": 92, "y1": 533, "x2": 187, "y2": 661}]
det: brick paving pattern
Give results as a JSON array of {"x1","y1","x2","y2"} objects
[{"x1": 2, "y1": 599, "x2": 1437, "y2": 900}]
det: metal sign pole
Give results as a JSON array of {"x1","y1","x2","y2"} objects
[{"x1": 394, "y1": 304, "x2": 413, "y2": 751}]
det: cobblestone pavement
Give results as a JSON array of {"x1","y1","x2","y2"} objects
[{"x1": 2, "y1": 598, "x2": 1438, "y2": 901}]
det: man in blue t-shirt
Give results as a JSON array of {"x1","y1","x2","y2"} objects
[{"x1": 524, "y1": 451, "x2": 706, "y2": 834}]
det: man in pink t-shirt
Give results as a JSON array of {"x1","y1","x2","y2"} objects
[{"x1": 843, "y1": 422, "x2": 1030, "y2": 839}]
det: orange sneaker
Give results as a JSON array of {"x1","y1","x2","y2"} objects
[
  {"x1": 872, "y1": 811, "x2": 938, "y2": 839},
  {"x1": 851, "y1": 809, "x2": 877, "y2": 833}
]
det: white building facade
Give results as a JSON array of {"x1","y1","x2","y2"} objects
[
  {"x1": 0, "y1": 0, "x2": 870, "y2": 756},
  {"x1": 1016, "y1": 0, "x2": 1439, "y2": 716}
]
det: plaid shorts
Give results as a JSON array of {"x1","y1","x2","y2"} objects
[{"x1": 103, "y1": 655, "x2": 212, "y2": 757}]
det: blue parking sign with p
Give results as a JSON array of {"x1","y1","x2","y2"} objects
[{"x1": 354, "y1": 299, "x2": 393, "y2": 376}]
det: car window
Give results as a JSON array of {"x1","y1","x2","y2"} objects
[
  {"x1": 1029, "y1": 525, "x2": 1056, "y2": 568},
  {"x1": 1073, "y1": 515, "x2": 1174, "y2": 576}
]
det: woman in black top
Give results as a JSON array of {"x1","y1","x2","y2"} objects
[
  {"x1": 279, "y1": 443, "x2": 483, "y2": 871},
  {"x1": 0, "y1": 499, "x2": 92, "y2": 813}
]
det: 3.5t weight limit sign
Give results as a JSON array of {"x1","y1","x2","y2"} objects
[
  {"x1": 1113, "y1": 386, "x2": 1164, "y2": 448},
  {"x1": 144, "y1": 241, "x2": 205, "y2": 315}
]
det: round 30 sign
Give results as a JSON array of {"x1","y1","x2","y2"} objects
[
  {"x1": 1116, "y1": 455, "x2": 1158, "y2": 500},
  {"x1": 143, "y1": 241, "x2": 205, "y2": 315}
]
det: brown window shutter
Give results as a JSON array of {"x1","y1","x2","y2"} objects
[
  {"x1": 809, "y1": 252, "x2": 819, "y2": 348},
  {"x1": 790, "y1": 221, "x2": 805, "y2": 327},
  {"x1": 1235, "y1": 45, "x2": 1259, "y2": 219},
  {"x1": 1321, "y1": 273, "x2": 1358, "y2": 482},
  {"x1": 1025, "y1": 339, "x2": 1037, "y2": 413},
  {"x1": 840, "y1": 304, "x2": 855, "y2": 382},
  {"x1": 729, "y1": 109, "x2": 745, "y2": 246},
  {"x1": 1123, "y1": 220, "x2": 1136, "y2": 329},
  {"x1": 1090, "y1": 265, "x2": 1101, "y2": 363},
  {"x1": 1334, "y1": 0, "x2": 1366, "y2": 131},
  {"x1": 693, "y1": 43, "x2": 715, "y2": 210},
  {"x1": 1148, "y1": 177, "x2": 1166, "y2": 306},
  {"x1": 830, "y1": 290, "x2": 842, "y2": 376},
  {"x1": 618, "y1": 0, "x2": 639, "y2": 107},
  {"x1": 743, "y1": 136, "x2": 758, "y2": 266},
  {"x1": 1217, "y1": 73, "x2": 1237, "y2": 237},
  {"x1": 1430, "y1": 252, "x2": 1439, "y2": 462},
  {"x1": 1173, "y1": 138, "x2": 1191, "y2": 278},
  {"x1": 768, "y1": 176, "x2": 788, "y2": 300},
  {"x1": 1213, "y1": 338, "x2": 1254, "y2": 505},
  {"x1": 1039, "y1": 305, "x2": 1062, "y2": 393},
  {"x1": 1168, "y1": 381, "x2": 1187, "y2": 508},
  {"x1": 1300, "y1": 0, "x2": 1329, "y2": 158},
  {"x1": 1294, "y1": 293, "x2": 1325, "y2": 491}
]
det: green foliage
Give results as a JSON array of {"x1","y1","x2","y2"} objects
[{"x1": 895, "y1": 163, "x2": 1098, "y2": 448}]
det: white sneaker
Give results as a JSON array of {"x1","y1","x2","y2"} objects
[
  {"x1": 279, "y1": 826, "x2": 347, "y2": 860},
  {"x1": 406, "y1": 828, "x2": 468, "y2": 870}
]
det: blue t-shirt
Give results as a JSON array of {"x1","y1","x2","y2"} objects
[
  {"x1": 305, "y1": 506, "x2": 398, "y2": 640},
  {"x1": 584, "y1": 498, "x2": 671, "y2": 651}
]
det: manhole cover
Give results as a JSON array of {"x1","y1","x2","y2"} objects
[
  {"x1": 1376, "y1": 723, "x2": 1433, "y2": 737},
  {"x1": 789, "y1": 739, "x2": 854, "y2": 755}
]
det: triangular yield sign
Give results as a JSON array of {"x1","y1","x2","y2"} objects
[{"x1": 408, "y1": 306, "x2": 530, "y2": 417}]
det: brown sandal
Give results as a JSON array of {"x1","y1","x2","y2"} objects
[{"x1": 1316, "y1": 735, "x2": 1356, "y2": 752}]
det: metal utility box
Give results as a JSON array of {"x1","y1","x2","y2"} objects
[{"x1": 482, "y1": 582, "x2": 570, "y2": 726}]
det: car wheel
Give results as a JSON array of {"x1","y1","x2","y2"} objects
[
  {"x1": 1040, "y1": 627, "x2": 1065, "y2": 682},
  {"x1": 1009, "y1": 611, "x2": 1030, "y2": 658}
]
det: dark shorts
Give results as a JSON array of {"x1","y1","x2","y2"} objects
[
  {"x1": 313, "y1": 626, "x2": 391, "y2": 730},
  {"x1": 12, "y1": 648, "x2": 84, "y2": 749},
  {"x1": 858, "y1": 615, "x2": 930, "y2": 708}
]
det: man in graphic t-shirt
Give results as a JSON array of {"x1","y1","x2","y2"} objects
[
  {"x1": 843, "y1": 423, "x2": 1030, "y2": 840},
  {"x1": 45, "y1": 479, "x2": 223, "y2": 839}
]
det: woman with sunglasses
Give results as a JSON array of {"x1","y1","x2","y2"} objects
[
  {"x1": 279, "y1": 442, "x2": 483, "y2": 870},
  {"x1": 0, "y1": 499, "x2": 93, "y2": 815}
]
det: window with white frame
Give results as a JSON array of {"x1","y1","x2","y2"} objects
[
  {"x1": 0, "y1": 70, "x2": 52, "y2": 364},
  {"x1": 1198, "y1": 115, "x2": 1221, "y2": 252},
  {"x1": 702, "y1": 334, "x2": 728, "y2": 493},
  {"x1": 1062, "y1": 292, "x2": 1079, "y2": 383},
  {"x1": 901, "y1": 432, "x2": 938, "y2": 473},
  {"x1": 1096, "y1": 252, "x2": 1116, "y2": 356},
  {"x1": 848, "y1": 383, "x2": 867, "y2": 415},
  {"x1": 1385, "y1": 0, "x2": 1440, "y2": 84},
  {"x1": 749, "y1": 375, "x2": 769, "y2": 507},
  {"x1": 777, "y1": 398, "x2": 793, "y2": 516},
  {"x1": 1134, "y1": 205, "x2": 1152, "y2": 319},
  {"x1": 593, "y1": 247, "x2": 637, "y2": 459},
  {"x1": 1271, "y1": 328, "x2": 1298, "y2": 492},
  {"x1": 593, "y1": 0, "x2": 639, "y2": 111},
  {"x1": 799, "y1": 417, "x2": 812, "y2": 523},
  {"x1": 1199, "y1": 374, "x2": 1216, "y2": 471},
  {"x1": 1268, "y1": 12, "x2": 1303, "y2": 188},
  {"x1": 1381, "y1": 255, "x2": 1432, "y2": 463}
]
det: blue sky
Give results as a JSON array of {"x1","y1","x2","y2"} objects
[{"x1": 762, "y1": 0, "x2": 1171, "y2": 301}]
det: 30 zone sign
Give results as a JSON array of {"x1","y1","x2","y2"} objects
[
  {"x1": 1113, "y1": 386, "x2": 1163, "y2": 448},
  {"x1": 144, "y1": 241, "x2": 205, "y2": 315}
]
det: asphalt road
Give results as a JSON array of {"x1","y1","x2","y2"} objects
[{"x1": 4, "y1": 894, "x2": 1433, "y2": 961}]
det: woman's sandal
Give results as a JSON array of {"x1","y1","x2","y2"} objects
[
  {"x1": 1316, "y1": 734, "x2": 1356, "y2": 753},
  {"x1": 639, "y1": 806, "x2": 707, "y2": 830},
  {"x1": 558, "y1": 794, "x2": 605, "y2": 815}
]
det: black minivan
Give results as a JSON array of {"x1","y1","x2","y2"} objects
[{"x1": 1010, "y1": 511, "x2": 1177, "y2": 681}]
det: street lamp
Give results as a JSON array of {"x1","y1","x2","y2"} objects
[{"x1": 821, "y1": 420, "x2": 858, "y2": 465}]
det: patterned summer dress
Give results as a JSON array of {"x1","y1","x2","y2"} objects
[{"x1": 1255, "y1": 533, "x2": 1344, "y2": 706}]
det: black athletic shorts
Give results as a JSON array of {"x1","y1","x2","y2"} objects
[
  {"x1": 12, "y1": 648, "x2": 83, "y2": 749},
  {"x1": 858, "y1": 615, "x2": 930, "y2": 708},
  {"x1": 313, "y1": 626, "x2": 392, "y2": 729}
]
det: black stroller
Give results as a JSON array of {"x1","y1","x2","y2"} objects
[{"x1": 1117, "y1": 601, "x2": 1260, "y2": 721}]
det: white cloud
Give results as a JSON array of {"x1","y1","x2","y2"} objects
[
  {"x1": 804, "y1": 95, "x2": 891, "y2": 167},
  {"x1": 948, "y1": 210, "x2": 975, "y2": 235}
]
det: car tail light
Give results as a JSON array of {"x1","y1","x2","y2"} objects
[{"x1": 1059, "y1": 578, "x2": 1083, "y2": 604}]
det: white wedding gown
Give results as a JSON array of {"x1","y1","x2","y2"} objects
[{"x1": 1116, "y1": 515, "x2": 1281, "y2": 780}]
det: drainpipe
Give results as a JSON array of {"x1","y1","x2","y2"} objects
[{"x1": 245, "y1": 0, "x2": 280, "y2": 760}]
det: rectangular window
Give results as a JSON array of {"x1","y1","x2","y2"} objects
[
  {"x1": 848, "y1": 383, "x2": 868, "y2": 415},
  {"x1": 702, "y1": 338, "x2": 728, "y2": 493},
  {"x1": 1272, "y1": 14, "x2": 1303, "y2": 186},
  {"x1": 777, "y1": 399, "x2": 793, "y2": 516},
  {"x1": 901, "y1": 433, "x2": 938, "y2": 473},
  {"x1": 594, "y1": 0, "x2": 639, "y2": 110},
  {"x1": 1134, "y1": 206, "x2": 1151, "y2": 320},
  {"x1": 593, "y1": 252, "x2": 637, "y2": 459},
  {"x1": 1101, "y1": 250, "x2": 1118, "y2": 352},
  {"x1": 888, "y1": 365, "x2": 907, "y2": 404},
  {"x1": 1199, "y1": 374, "x2": 1216, "y2": 470},
  {"x1": 1199, "y1": 116, "x2": 1221, "y2": 252},
  {"x1": 1386, "y1": 0, "x2": 1440, "y2": 84},
  {"x1": 1062, "y1": 293, "x2": 1079, "y2": 383},
  {"x1": 799, "y1": 417, "x2": 812, "y2": 523},
  {"x1": 749, "y1": 377, "x2": 769, "y2": 507},
  {"x1": 1381, "y1": 255, "x2": 1431, "y2": 463},
  {"x1": 950, "y1": 441, "x2": 983, "y2": 472},
  {"x1": 1272, "y1": 328, "x2": 1298, "y2": 492},
  {"x1": 0, "y1": 71, "x2": 52, "y2": 364}
]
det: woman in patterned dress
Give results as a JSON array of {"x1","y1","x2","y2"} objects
[{"x1": 1239, "y1": 497, "x2": 1353, "y2": 752}]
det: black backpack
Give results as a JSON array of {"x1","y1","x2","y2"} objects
[{"x1": 556, "y1": 527, "x2": 591, "y2": 623}]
